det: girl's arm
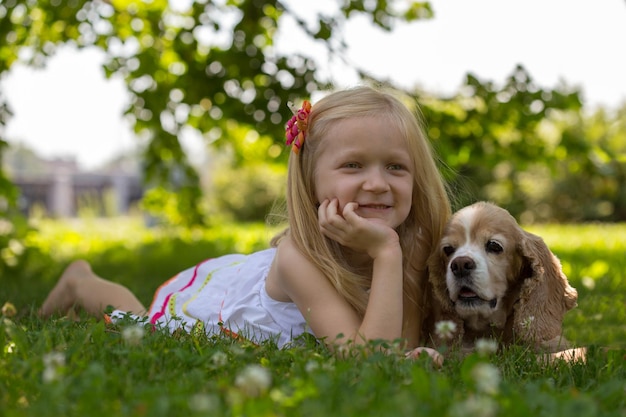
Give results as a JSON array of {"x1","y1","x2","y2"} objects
[
  {"x1": 273, "y1": 238, "x2": 403, "y2": 346},
  {"x1": 272, "y1": 200, "x2": 404, "y2": 346}
]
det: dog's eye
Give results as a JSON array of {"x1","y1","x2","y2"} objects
[
  {"x1": 443, "y1": 245, "x2": 455, "y2": 257},
  {"x1": 485, "y1": 240, "x2": 503, "y2": 254}
]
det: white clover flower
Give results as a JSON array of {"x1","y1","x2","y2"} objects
[
  {"x1": 8, "y1": 239, "x2": 24, "y2": 256},
  {"x1": 122, "y1": 324, "x2": 145, "y2": 345},
  {"x1": 42, "y1": 367, "x2": 60, "y2": 383},
  {"x1": 475, "y1": 338, "x2": 498, "y2": 356},
  {"x1": 471, "y1": 363, "x2": 501, "y2": 395},
  {"x1": 4, "y1": 341, "x2": 16, "y2": 354},
  {"x1": 1, "y1": 302, "x2": 17, "y2": 318},
  {"x1": 435, "y1": 320, "x2": 458, "y2": 340},
  {"x1": 305, "y1": 360, "x2": 320, "y2": 373},
  {"x1": 43, "y1": 351, "x2": 66, "y2": 369},
  {"x1": 521, "y1": 316, "x2": 535, "y2": 330},
  {"x1": 3, "y1": 318, "x2": 17, "y2": 338},
  {"x1": 235, "y1": 365, "x2": 272, "y2": 397},
  {"x1": 229, "y1": 345, "x2": 245, "y2": 356},
  {"x1": 0, "y1": 218, "x2": 14, "y2": 235},
  {"x1": 581, "y1": 276, "x2": 595, "y2": 290},
  {"x1": 450, "y1": 394, "x2": 498, "y2": 417},
  {"x1": 42, "y1": 351, "x2": 66, "y2": 383},
  {"x1": 188, "y1": 393, "x2": 219, "y2": 412},
  {"x1": 211, "y1": 351, "x2": 228, "y2": 367}
]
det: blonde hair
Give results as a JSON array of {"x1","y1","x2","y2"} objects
[{"x1": 274, "y1": 86, "x2": 451, "y2": 344}]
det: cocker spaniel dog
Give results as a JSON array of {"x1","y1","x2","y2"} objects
[{"x1": 426, "y1": 201, "x2": 579, "y2": 354}]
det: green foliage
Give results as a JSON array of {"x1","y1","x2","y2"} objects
[
  {"x1": 206, "y1": 124, "x2": 287, "y2": 222},
  {"x1": 0, "y1": 0, "x2": 432, "y2": 225},
  {"x1": 0, "y1": 0, "x2": 432, "y2": 272},
  {"x1": 140, "y1": 185, "x2": 206, "y2": 226},
  {"x1": 419, "y1": 66, "x2": 626, "y2": 221},
  {"x1": 1, "y1": 0, "x2": 625, "y2": 286},
  {"x1": 0, "y1": 93, "x2": 34, "y2": 279},
  {"x1": 211, "y1": 162, "x2": 286, "y2": 222},
  {"x1": 546, "y1": 106, "x2": 626, "y2": 221},
  {"x1": 422, "y1": 66, "x2": 578, "y2": 215},
  {"x1": 0, "y1": 206, "x2": 32, "y2": 279}
]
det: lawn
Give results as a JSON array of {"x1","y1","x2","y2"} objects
[{"x1": 1, "y1": 218, "x2": 625, "y2": 416}]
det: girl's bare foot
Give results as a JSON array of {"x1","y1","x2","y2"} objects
[{"x1": 39, "y1": 260, "x2": 92, "y2": 318}]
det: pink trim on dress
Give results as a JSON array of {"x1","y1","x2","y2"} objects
[{"x1": 149, "y1": 259, "x2": 211, "y2": 325}]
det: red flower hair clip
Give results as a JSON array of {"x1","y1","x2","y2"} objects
[{"x1": 285, "y1": 100, "x2": 311, "y2": 154}]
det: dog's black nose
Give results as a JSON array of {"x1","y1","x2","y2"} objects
[{"x1": 451, "y1": 256, "x2": 476, "y2": 278}]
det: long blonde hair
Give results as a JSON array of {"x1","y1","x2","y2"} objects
[{"x1": 274, "y1": 86, "x2": 451, "y2": 344}]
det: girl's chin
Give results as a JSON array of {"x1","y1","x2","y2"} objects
[
  {"x1": 357, "y1": 214, "x2": 392, "y2": 226},
  {"x1": 360, "y1": 212, "x2": 407, "y2": 230}
]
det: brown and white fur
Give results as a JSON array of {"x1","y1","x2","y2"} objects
[{"x1": 426, "y1": 201, "x2": 578, "y2": 354}]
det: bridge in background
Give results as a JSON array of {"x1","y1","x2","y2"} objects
[{"x1": 9, "y1": 157, "x2": 143, "y2": 218}]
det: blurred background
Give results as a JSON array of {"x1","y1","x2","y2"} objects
[{"x1": 0, "y1": 0, "x2": 625, "y2": 235}]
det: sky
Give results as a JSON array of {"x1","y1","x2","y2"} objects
[{"x1": 2, "y1": 0, "x2": 625, "y2": 171}]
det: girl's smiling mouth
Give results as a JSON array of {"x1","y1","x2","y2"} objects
[{"x1": 357, "y1": 203, "x2": 392, "y2": 212}]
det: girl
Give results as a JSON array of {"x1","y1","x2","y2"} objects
[{"x1": 40, "y1": 86, "x2": 451, "y2": 359}]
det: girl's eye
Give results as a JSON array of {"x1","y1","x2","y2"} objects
[
  {"x1": 387, "y1": 163, "x2": 405, "y2": 171},
  {"x1": 343, "y1": 162, "x2": 360, "y2": 169}
]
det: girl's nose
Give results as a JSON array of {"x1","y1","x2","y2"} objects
[{"x1": 363, "y1": 167, "x2": 390, "y2": 192}]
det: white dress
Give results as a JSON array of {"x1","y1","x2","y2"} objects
[{"x1": 113, "y1": 248, "x2": 311, "y2": 347}]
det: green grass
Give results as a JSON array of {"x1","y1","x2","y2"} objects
[{"x1": 2, "y1": 219, "x2": 625, "y2": 416}]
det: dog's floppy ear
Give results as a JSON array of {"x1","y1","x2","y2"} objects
[{"x1": 513, "y1": 230, "x2": 578, "y2": 348}]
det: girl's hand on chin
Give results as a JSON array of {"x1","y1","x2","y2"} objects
[{"x1": 318, "y1": 199, "x2": 399, "y2": 257}]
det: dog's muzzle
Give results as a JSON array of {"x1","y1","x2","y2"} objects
[
  {"x1": 453, "y1": 286, "x2": 497, "y2": 309},
  {"x1": 449, "y1": 256, "x2": 498, "y2": 308}
]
